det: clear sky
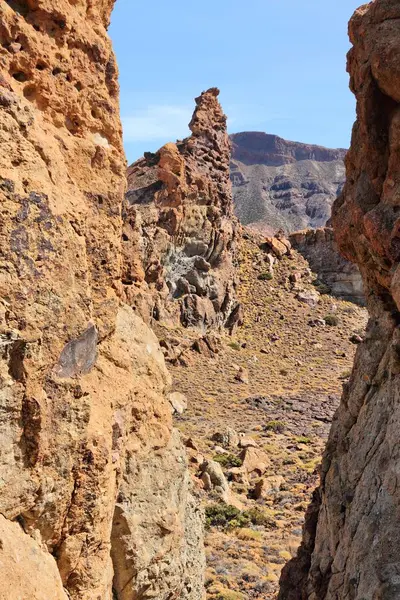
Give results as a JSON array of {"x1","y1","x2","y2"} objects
[{"x1": 109, "y1": 0, "x2": 363, "y2": 164}]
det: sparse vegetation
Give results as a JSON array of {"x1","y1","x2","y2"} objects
[
  {"x1": 265, "y1": 420, "x2": 286, "y2": 433},
  {"x1": 295, "y1": 436, "x2": 312, "y2": 444},
  {"x1": 258, "y1": 272, "x2": 273, "y2": 281},
  {"x1": 213, "y1": 453, "x2": 242, "y2": 469},
  {"x1": 227, "y1": 341, "x2": 241, "y2": 351},
  {"x1": 173, "y1": 235, "x2": 368, "y2": 600},
  {"x1": 205, "y1": 504, "x2": 249, "y2": 529},
  {"x1": 324, "y1": 314, "x2": 339, "y2": 326},
  {"x1": 206, "y1": 504, "x2": 276, "y2": 530}
]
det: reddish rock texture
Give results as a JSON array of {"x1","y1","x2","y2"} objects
[
  {"x1": 230, "y1": 132, "x2": 346, "y2": 167},
  {"x1": 122, "y1": 88, "x2": 240, "y2": 333},
  {"x1": 280, "y1": 2, "x2": 400, "y2": 598},
  {"x1": 0, "y1": 2, "x2": 204, "y2": 599}
]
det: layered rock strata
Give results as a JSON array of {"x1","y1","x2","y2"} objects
[
  {"x1": 290, "y1": 228, "x2": 364, "y2": 305},
  {"x1": 123, "y1": 88, "x2": 240, "y2": 333},
  {"x1": 0, "y1": 2, "x2": 204, "y2": 599},
  {"x1": 280, "y1": 1, "x2": 400, "y2": 598},
  {"x1": 230, "y1": 132, "x2": 346, "y2": 233}
]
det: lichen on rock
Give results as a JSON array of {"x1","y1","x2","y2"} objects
[
  {"x1": 122, "y1": 88, "x2": 240, "y2": 334},
  {"x1": 0, "y1": 2, "x2": 205, "y2": 598}
]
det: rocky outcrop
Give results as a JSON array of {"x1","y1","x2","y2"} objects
[
  {"x1": 230, "y1": 132, "x2": 346, "y2": 233},
  {"x1": 122, "y1": 88, "x2": 240, "y2": 333},
  {"x1": 290, "y1": 228, "x2": 364, "y2": 305},
  {"x1": 0, "y1": 2, "x2": 204, "y2": 599},
  {"x1": 279, "y1": 2, "x2": 400, "y2": 598}
]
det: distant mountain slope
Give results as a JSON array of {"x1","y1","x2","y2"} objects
[{"x1": 230, "y1": 132, "x2": 346, "y2": 234}]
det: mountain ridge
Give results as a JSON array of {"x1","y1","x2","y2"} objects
[{"x1": 230, "y1": 130, "x2": 346, "y2": 234}]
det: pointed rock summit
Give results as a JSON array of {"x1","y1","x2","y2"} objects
[{"x1": 123, "y1": 88, "x2": 240, "y2": 335}]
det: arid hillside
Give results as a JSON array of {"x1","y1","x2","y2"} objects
[
  {"x1": 230, "y1": 132, "x2": 346, "y2": 234},
  {"x1": 170, "y1": 231, "x2": 367, "y2": 600}
]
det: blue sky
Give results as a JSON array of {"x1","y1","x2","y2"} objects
[{"x1": 110, "y1": 0, "x2": 362, "y2": 164}]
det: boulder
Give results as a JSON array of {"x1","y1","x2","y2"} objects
[
  {"x1": 239, "y1": 437, "x2": 259, "y2": 449},
  {"x1": 240, "y1": 447, "x2": 270, "y2": 476},
  {"x1": 0, "y1": 516, "x2": 67, "y2": 600},
  {"x1": 211, "y1": 427, "x2": 240, "y2": 449},
  {"x1": 254, "y1": 476, "x2": 285, "y2": 499},
  {"x1": 168, "y1": 391, "x2": 188, "y2": 415},
  {"x1": 235, "y1": 367, "x2": 249, "y2": 384},
  {"x1": 296, "y1": 290, "x2": 320, "y2": 307}
]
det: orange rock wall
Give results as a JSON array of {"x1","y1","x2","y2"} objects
[{"x1": 0, "y1": 2, "x2": 204, "y2": 598}]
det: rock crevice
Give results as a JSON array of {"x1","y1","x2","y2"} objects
[{"x1": 279, "y1": 2, "x2": 400, "y2": 598}]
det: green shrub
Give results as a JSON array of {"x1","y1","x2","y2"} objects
[
  {"x1": 205, "y1": 504, "x2": 250, "y2": 528},
  {"x1": 324, "y1": 314, "x2": 339, "y2": 326},
  {"x1": 295, "y1": 436, "x2": 311, "y2": 444},
  {"x1": 246, "y1": 507, "x2": 276, "y2": 528},
  {"x1": 228, "y1": 341, "x2": 241, "y2": 351},
  {"x1": 312, "y1": 279, "x2": 331, "y2": 294},
  {"x1": 265, "y1": 420, "x2": 286, "y2": 433},
  {"x1": 213, "y1": 453, "x2": 242, "y2": 469},
  {"x1": 258, "y1": 272, "x2": 273, "y2": 281}
]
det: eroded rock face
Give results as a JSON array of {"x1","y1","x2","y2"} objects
[
  {"x1": 0, "y1": 2, "x2": 204, "y2": 599},
  {"x1": 230, "y1": 132, "x2": 346, "y2": 234},
  {"x1": 279, "y1": 2, "x2": 400, "y2": 598},
  {"x1": 290, "y1": 228, "x2": 364, "y2": 305},
  {"x1": 122, "y1": 88, "x2": 240, "y2": 332}
]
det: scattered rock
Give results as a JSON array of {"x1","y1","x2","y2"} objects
[
  {"x1": 201, "y1": 471, "x2": 212, "y2": 491},
  {"x1": 228, "y1": 467, "x2": 250, "y2": 486},
  {"x1": 296, "y1": 290, "x2": 320, "y2": 307},
  {"x1": 289, "y1": 272, "x2": 302, "y2": 283},
  {"x1": 211, "y1": 427, "x2": 240, "y2": 449},
  {"x1": 168, "y1": 391, "x2": 188, "y2": 415},
  {"x1": 235, "y1": 367, "x2": 249, "y2": 384},
  {"x1": 350, "y1": 333, "x2": 363, "y2": 344},
  {"x1": 240, "y1": 447, "x2": 270, "y2": 476},
  {"x1": 214, "y1": 445, "x2": 228, "y2": 455},
  {"x1": 239, "y1": 437, "x2": 259, "y2": 449},
  {"x1": 185, "y1": 438, "x2": 199, "y2": 450},
  {"x1": 254, "y1": 476, "x2": 285, "y2": 499},
  {"x1": 308, "y1": 318, "x2": 326, "y2": 327}
]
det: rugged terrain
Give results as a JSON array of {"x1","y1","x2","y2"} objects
[
  {"x1": 0, "y1": 2, "x2": 204, "y2": 598},
  {"x1": 123, "y1": 88, "x2": 240, "y2": 333},
  {"x1": 171, "y1": 232, "x2": 367, "y2": 600},
  {"x1": 0, "y1": 1, "x2": 392, "y2": 600},
  {"x1": 280, "y1": 1, "x2": 400, "y2": 598},
  {"x1": 230, "y1": 132, "x2": 346, "y2": 234},
  {"x1": 290, "y1": 228, "x2": 364, "y2": 306}
]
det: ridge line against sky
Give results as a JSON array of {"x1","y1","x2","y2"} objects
[{"x1": 110, "y1": 0, "x2": 363, "y2": 164}]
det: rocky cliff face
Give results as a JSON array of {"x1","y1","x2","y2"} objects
[
  {"x1": 123, "y1": 88, "x2": 240, "y2": 334},
  {"x1": 290, "y1": 228, "x2": 364, "y2": 305},
  {"x1": 0, "y1": 2, "x2": 204, "y2": 599},
  {"x1": 230, "y1": 132, "x2": 346, "y2": 234},
  {"x1": 279, "y1": 1, "x2": 400, "y2": 598}
]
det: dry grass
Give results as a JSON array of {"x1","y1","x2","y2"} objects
[{"x1": 172, "y1": 234, "x2": 368, "y2": 599}]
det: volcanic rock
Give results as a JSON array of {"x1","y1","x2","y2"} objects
[
  {"x1": 230, "y1": 132, "x2": 346, "y2": 234},
  {"x1": 0, "y1": 3, "x2": 204, "y2": 599},
  {"x1": 123, "y1": 88, "x2": 240, "y2": 333},
  {"x1": 290, "y1": 227, "x2": 364, "y2": 305},
  {"x1": 279, "y1": 2, "x2": 400, "y2": 599}
]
